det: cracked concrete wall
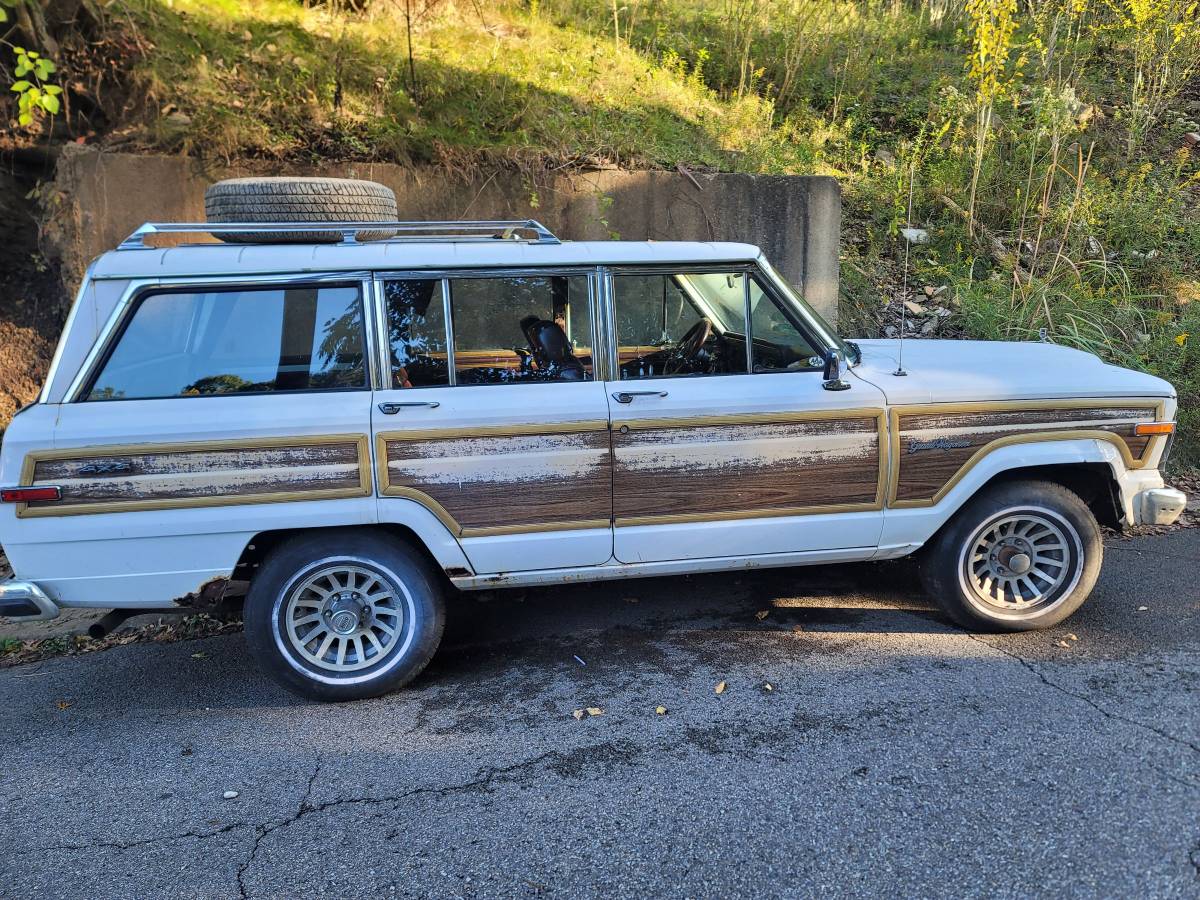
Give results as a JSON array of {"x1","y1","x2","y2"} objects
[{"x1": 48, "y1": 146, "x2": 840, "y2": 324}]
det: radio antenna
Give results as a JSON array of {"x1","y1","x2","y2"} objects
[{"x1": 894, "y1": 159, "x2": 915, "y2": 377}]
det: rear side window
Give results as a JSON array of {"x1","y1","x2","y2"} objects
[
  {"x1": 83, "y1": 284, "x2": 367, "y2": 401},
  {"x1": 384, "y1": 273, "x2": 594, "y2": 387}
]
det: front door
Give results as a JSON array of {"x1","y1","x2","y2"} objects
[
  {"x1": 604, "y1": 266, "x2": 888, "y2": 564},
  {"x1": 371, "y1": 270, "x2": 613, "y2": 574}
]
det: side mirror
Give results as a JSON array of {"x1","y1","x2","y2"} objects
[{"x1": 822, "y1": 348, "x2": 851, "y2": 391}]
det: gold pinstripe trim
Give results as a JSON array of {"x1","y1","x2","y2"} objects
[
  {"x1": 17, "y1": 434, "x2": 373, "y2": 519},
  {"x1": 617, "y1": 408, "x2": 885, "y2": 432},
  {"x1": 886, "y1": 398, "x2": 1167, "y2": 509},
  {"x1": 379, "y1": 420, "x2": 609, "y2": 442}
]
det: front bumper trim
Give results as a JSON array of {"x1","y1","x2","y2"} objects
[
  {"x1": 1134, "y1": 487, "x2": 1187, "y2": 526},
  {"x1": 0, "y1": 580, "x2": 60, "y2": 621}
]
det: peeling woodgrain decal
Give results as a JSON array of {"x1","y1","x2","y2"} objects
[
  {"x1": 376, "y1": 422, "x2": 612, "y2": 537},
  {"x1": 613, "y1": 410, "x2": 887, "y2": 527},
  {"x1": 889, "y1": 400, "x2": 1166, "y2": 507},
  {"x1": 17, "y1": 434, "x2": 372, "y2": 518}
]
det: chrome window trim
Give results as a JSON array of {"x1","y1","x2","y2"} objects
[
  {"x1": 66, "y1": 271, "x2": 377, "y2": 403},
  {"x1": 604, "y1": 262, "x2": 833, "y2": 381},
  {"x1": 755, "y1": 254, "x2": 841, "y2": 354},
  {"x1": 374, "y1": 267, "x2": 608, "y2": 387},
  {"x1": 440, "y1": 278, "x2": 457, "y2": 386},
  {"x1": 598, "y1": 267, "x2": 618, "y2": 383},
  {"x1": 743, "y1": 273, "x2": 754, "y2": 374}
]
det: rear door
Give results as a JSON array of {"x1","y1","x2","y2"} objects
[
  {"x1": 604, "y1": 265, "x2": 888, "y2": 564},
  {"x1": 370, "y1": 269, "x2": 613, "y2": 574}
]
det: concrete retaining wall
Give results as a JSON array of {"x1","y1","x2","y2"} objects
[{"x1": 49, "y1": 147, "x2": 840, "y2": 322}]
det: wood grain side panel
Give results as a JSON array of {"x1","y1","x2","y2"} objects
[
  {"x1": 24, "y1": 439, "x2": 368, "y2": 512},
  {"x1": 613, "y1": 417, "x2": 880, "y2": 521},
  {"x1": 384, "y1": 430, "x2": 612, "y2": 531},
  {"x1": 894, "y1": 406, "x2": 1155, "y2": 503}
]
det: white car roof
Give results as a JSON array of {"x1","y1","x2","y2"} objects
[{"x1": 89, "y1": 240, "x2": 765, "y2": 280}]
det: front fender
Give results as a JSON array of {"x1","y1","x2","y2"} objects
[{"x1": 878, "y1": 436, "x2": 1138, "y2": 550}]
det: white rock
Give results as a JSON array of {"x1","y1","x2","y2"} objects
[{"x1": 223, "y1": 790, "x2": 239, "y2": 800}]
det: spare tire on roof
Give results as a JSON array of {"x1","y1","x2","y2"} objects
[{"x1": 204, "y1": 176, "x2": 399, "y2": 243}]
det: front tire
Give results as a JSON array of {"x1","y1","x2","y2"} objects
[
  {"x1": 920, "y1": 480, "x2": 1103, "y2": 631},
  {"x1": 244, "y1": 530, "x2": 444, "y2": 701}
]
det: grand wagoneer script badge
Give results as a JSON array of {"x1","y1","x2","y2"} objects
[{"x1": 907, "y1": 438, "x2": 972, "y2": 454}]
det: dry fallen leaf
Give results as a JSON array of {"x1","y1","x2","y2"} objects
[
  {"x1": 191, "y1": 652, "x2": 207, "y2": 659},
  {"x1": 755, "y1": 610, "x2": 770, "y2": 621},
  {"x1": 572, "y1": 708, "x2": 585, "y2": 720},
  {"x1": 1055, "y1": 640, "x2": 1071, "y2": 649},
  {"x1": 1066, "y1": 633, "x2": 1078, "y2": 642},
  {"x1": 55, "y1": 700, "x2": 72, "y2": 711},
  {"x1": 655, "y1": 706, "x2": 668, "y2": 715},
  {"x1": 715, "y1": 681, "x2": 727, "y2": 695},
  {"x1": 585, "y1": 707, "x2": 603, "y2": 717}
]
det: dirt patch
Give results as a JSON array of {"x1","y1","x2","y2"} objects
[
  {"x1": 0, "y1": 162, "x2": 66, "y2": 430},
  {"x1": 0, "y1": 319, "x2": 54, "y2": 423}
]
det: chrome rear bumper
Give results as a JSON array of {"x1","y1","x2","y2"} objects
[
  {"x1": 0, "y1": 580, "x2": 59, "y2": 621},
  {"x1": 1134, "y1": 487, "x2": 1187, "y2": 526}
]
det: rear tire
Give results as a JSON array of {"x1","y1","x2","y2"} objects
[
  {"x1": 919, "y1": 480, "x2": 1103, "y2": 631},
  {"x1": 204, "y1": 177, "x2": 398, "y2": 243},
  {"x1": 244, "y1": 529, "x2": 444, "y2": 701}
]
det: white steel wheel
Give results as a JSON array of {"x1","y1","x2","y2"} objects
[
  {"x1": 244, "y1": 530, "x2": 445, "y2": 701},
  {"x1": 957, "y1": 508, "x2": 1084, "y2": 620}
]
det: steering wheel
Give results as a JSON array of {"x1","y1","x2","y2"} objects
[{"x1": 665, "y1": 318, "x2": 712, "y2": 374}]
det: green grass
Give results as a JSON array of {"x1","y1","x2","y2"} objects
[
  {"x1": 117, "y1": 0, "x2": 1200, "y2": 459},
  {"x1": 124, "y1": 0, "x2": 807, "y2": 170}
]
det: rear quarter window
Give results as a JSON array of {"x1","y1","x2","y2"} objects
[{"x1": 83, "y1": 284, "x2": 367, "y2": 401}]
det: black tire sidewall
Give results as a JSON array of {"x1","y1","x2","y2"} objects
[
  {"x1": 204, "y1": 177, "x2": 399, "y2": 243},
  {"x1": 921, "y1": 480, "x2": 1103, "y2": 632},
  {"x1": 244, "y1": 530, "x2": 444, "y2": 701}
]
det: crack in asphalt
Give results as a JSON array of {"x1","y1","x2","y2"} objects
[
  {"x1": 1104, "y1": 542, "x2": 1200, "y2": 562},
  {"x1": 236, "y1": 751, "x2": 323, "y2": 899},
  {"x1": 966, "y1": 633, "x2": 1200, "y2": 756},
  {"x1": 37, "y1": 820, "x2": 253, "y2": 854},
  {"x1": 229, "y1": 746, "x2": 573, "y2": 897}
]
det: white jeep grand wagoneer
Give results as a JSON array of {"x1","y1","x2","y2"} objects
[{"x1": 0, "y1": 177, "x2": 1186, "y2": 699}]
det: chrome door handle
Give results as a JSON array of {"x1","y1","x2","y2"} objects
[
  {"x1": 611, "y1": 390, "x2": 668, "y2": 404},
  {"x1": 377, "y1": 401, "x2": 440, "y2": 414}
]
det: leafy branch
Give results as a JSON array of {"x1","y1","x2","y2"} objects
[{"x1": 1, "y1": 0, "x2": 63, "y2": 127}]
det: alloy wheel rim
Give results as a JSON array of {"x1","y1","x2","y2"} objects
[
  {"x1": 282, "y1": 563, "x2": 405, "y2": 673},
  {"x1": 958, "y1": 508, "x2": 1083, "y2": 617}
]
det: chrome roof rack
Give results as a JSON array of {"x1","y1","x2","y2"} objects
[{"x1": 118, "y1": 219, "x2": 561, "y2": 249}]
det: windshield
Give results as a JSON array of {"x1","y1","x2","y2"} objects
[
  {"x1": 753, "y1": 258, "x2": 848, "y2": 359},
  {"x1": 677, "y1": 264, "x2": 851, "y2": 364}
]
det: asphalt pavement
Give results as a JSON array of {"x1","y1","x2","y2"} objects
[{"x1": 1, "y1": 530, "x2": 1198, "y2": 899}]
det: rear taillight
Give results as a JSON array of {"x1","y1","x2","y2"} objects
[{"x1": 1, "y1": 486, "x2": 62, "y2": 503}]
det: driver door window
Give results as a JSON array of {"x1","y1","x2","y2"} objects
[{"x1": 612, "y1": 273, "x2": 748, "y2": 379}]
